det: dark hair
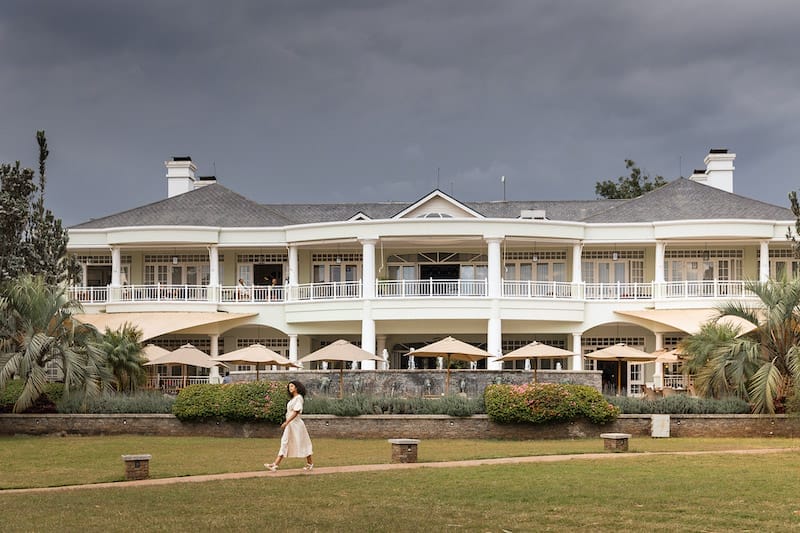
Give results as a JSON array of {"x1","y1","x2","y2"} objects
[{"x1": 288, "y1": 380, "x2": 306, "y2": 396}]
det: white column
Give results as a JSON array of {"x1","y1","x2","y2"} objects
[
  {"x1": 571, "y1": 332, "x2": 582, "y2": 371},
  {"x1": 209, "y1": 334, "x2": 221, "y2": 383},
  {"x1": 571, "y1": 242, "x2": 582, "y2": 281},
  {"x1": 288, "y1": 334, "x2": 298, "y2": 363},
  {"x1": 208, "y1": 245, "x2": 219, "y2": 302},
  {"x1": 655, "y1": 241, "x2": 666, "y2": 282},
  {"x1": 653, "y1": 332, "x2": 663, "y2": 389},
  {"x1": 361, "y1": 239, "x2": 377, "y2": 299},
  {"x1": 655, "y1": 241, "x2": 666, "y2": 299},
  {"x1": 487, "y1": 306, "x2": 503, "y2": 370},
  {"x1": 110, "y1": 246, "x2": 121, "y2": 287},
  {"x1": 486, "y1": 238, "x2": 502, "y2": 299},
  {"x1": 209, "y1": 246, "x2": 219, "y2": 286},
  {"x1": 760, "y1": 241, "x2": 770, "y2": 281},
  {"x1": 361, "y1": 316, "x2": 376, "y2": 370},
  {"x1": 572, "y1": 242, "x2": 583, "y2": 299},
  {"x1": 287, "y1": 245, "x2": 298, "y2": 301}
]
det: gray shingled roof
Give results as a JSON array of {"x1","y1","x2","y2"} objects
[
  {"x1": 581, "y1": 178, "x2": 793, "y2": 223},
  {"x1": 70, "y1": 185, "x2": 294, "y2": 229},
  {"x1": 70, "y1": 179, "x2": 792, "y2": 230}
]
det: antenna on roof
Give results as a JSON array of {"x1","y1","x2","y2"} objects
[
  {"x1": 679, "y1": 155, "x2": 683, "y2": 178},
  {"x1": 437, "y1": 167, "x2": 440, "y2": 190},
  {"x1": 213, "y1": 161, "x2": 217, "y2": 176}
]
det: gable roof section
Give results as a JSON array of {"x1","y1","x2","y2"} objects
[
  {"x1": 391, "y1": 190, "x2": 485, "y2": 219},
  {"x1": 582, "y1": 178, "x2": 793, "y2": 223},
  {"x1": 70, "y1": 184, "x2": 294, "y2": 229}
]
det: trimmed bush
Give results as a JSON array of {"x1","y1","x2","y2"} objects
[
  {"x1": 484, "y1": 383, "x2": 619, "y2": 425},
  {"x1": 609, "y1": 395, "x2": 752, "y2": 415},
  {"x1": 303, "y1": 394, "x2": 483, "y2": 417},
  {"x1": 57, "y1": 390, "x2": 174, "y2": 414},
  {"x1": 173, "y1": 382, "x2": 288, "y2": 423},
  {"x1": 0, "y1": 380, "x2": 64, "y2": 413}
]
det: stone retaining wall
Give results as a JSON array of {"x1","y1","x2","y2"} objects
[
  {"x1": 1, "y1": 413, "x2": 798, "y2": 439},
  {"x1": 236, "y1": 369, "x2": 601, "y2": 398}
]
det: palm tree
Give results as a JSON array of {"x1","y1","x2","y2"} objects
[
  {"x1": 0, "y1": 275, "x2": 113, "y2": 412},
  {"x1": 683, "y1": 278, "x2": 800, "y2": 414},
  {"x1": 99, "y1": 323, "x2": 146, "y2": 393}
]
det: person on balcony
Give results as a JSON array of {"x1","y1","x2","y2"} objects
[{"x1": 237, "y1": 278, "x2": 250, "y2": 300}]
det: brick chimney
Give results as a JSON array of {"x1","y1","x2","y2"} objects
[
  {"x1": 698, "y1": 149, "x2": 735, "y2": 193},
  {"x1": 166, "y1": 156, "x2": 197, "y2": 198}
]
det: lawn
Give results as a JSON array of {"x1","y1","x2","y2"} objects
[{"x1": 2, "y1": 436, "x2": 799, "y2": 531}]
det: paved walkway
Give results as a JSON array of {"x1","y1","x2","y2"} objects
[{"x1": 3, "y1": 447, "x2": 796, "y2": 495}]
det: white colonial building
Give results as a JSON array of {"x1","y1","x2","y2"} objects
[{"x1": 67, "y1": 149, "x2": 795, "y2": 395}]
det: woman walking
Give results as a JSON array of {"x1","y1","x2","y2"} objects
[{"x1": 266, "y1": 380, "x2": 314, "y2": 471}]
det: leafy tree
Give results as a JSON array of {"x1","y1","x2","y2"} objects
[
  {"x1": 786, "y1": 191, "x2": 800, "y2": 257},
  {"x1": 0, "y1": 275, "x2": 112, "y2": 412},
  {"x1": 0, "y1": 131, "x2": 77, "y2": 285},
  {"x1": 98, "y1": 323, "x2": 147, "y2": 393},
  {"x1": 682, "y1": 279, "x2": 800, "y2": 414},
  {"x1": 595, "y1": 159, "x2": 667, "y2": 199}
]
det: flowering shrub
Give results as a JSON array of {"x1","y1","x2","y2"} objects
[
  {"x1": 173, "y1": 381, "x2": 288, "y2": 423},
  {"x1": 484, "y1": 383, "x2": 619, "y2": 425}
]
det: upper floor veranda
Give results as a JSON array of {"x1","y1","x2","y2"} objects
[{"x1": 67, "y1": 225, "x2": 795, "y2": 309}]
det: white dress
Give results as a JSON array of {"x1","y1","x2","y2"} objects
[{"x1": 278, "y1": 394, "x2": 313, "y2": 457}]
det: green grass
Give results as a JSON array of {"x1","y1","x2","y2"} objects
[{"x1": 2, "y1": 437, "x2": 799, "y2": 531}]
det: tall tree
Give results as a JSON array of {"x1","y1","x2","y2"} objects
[
  {"x1": 595, "y1": 159, "x2": 667, "y2": 199},
  {"x1": 682, "y1": 279, "x2": 800, "y2": 414},
  {"x1": 0, "y1": 275, "x2": 112, "y2": 412},
  {"x1": 0, "y1": 131, "x2": 77, "y2": 285},
  {"x1": 786, "y1": 191, "x2": 800, "y2": 257}
]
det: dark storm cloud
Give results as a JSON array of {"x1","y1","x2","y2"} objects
[{"x1": 2, "y1": 1, "x2": 800, "y2": 226}]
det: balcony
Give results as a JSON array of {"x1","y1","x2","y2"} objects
[
  {"x1": 68, "y1": 279, "x2": 757, "y2": 305},
  {"x1": 377, "y1": 279, "x2": 487, "y2": 297}
]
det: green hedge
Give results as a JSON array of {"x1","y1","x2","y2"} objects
[
  {"x1": 484, "y1": 383, "x2": 619, "y2": 425},
  {"x1": 0, "y1": 380, "x2": 64, "y2": 413},
  {"x1": 57, "y1": 390, "x2": 175, "y2": 414},
  {"x1": 608, "y1": 395, "x2": 751, "y2": 414},
  {"x1": 172, "y1": 382, "x2": 288, "y2": 423},
  {"x1": 304, "y1": 394, "x2": 484, "y2": 416}
]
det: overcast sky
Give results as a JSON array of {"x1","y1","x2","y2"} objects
[{"x1": 2, "y1": 1, "x2": 800, "y2": 226}]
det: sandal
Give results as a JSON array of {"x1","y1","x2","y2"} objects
[
  {"x1": 265, "y1": 463, "x2": 278, "y2": 472},
  {"x1": 303, "y1": 463, "x2": 314, "y2": 471}
]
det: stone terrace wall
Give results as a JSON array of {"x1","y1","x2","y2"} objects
[
  {"x1": 2, "y1": 414, "x2": 798, "y2": 439},
  {"x1": 234, "y1": 369, "x2": 601, "y2": 398}
]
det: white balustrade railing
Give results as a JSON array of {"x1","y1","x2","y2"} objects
[
  {"x1": 502, "y1": 280, "x2": 574, "y2": 298},
  {"x1": 661, "y1": 280, "x2": 747, "y2": 299},
  {"x1": 662, "y1": 375, "x2": 687, "y2": 389},
  {"x1": 583, "y1": 282, "x2": 654, "y2": 300},
  {"x1": 69, "y1": 279, "x2": 758, "y2": 304},
  {"x1": 377, "y1": 279, "x2": 487, "y2": 297},
  {"x1": 294, "y1": 281, "x2": 361, "y2": 300},
  {"x1": 68, "y1": 286, "x2": 108, "y2": 304},
  {"x1": 220, "y1": 285, "x2": 285, "y2": 303},
  {"x1": 147, "y1": 375, "x2": 209, "y2": 394}
]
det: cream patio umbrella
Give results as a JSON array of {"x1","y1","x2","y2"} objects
[
  {"x1": 214, "y1": 343, "x2": 300, "y2": 380},
  {"x1": 584, "y1": 343, "x2": 657, "y2": 395},
  {"x1": 298, "y1": 339, "x2": 385, "y2": 398},
  {"x1": 494, "y1": 341, "x2": 575, "y2": 382},
  {"x1": 144, "y1": 343, "x2": 226, "y2": 389},
  {"x1": 409, "y1": 336, "x2": 492, "y2": 394},
  {"x1": 142, "y1": 344, "x2": 170, "y2": 362}
]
